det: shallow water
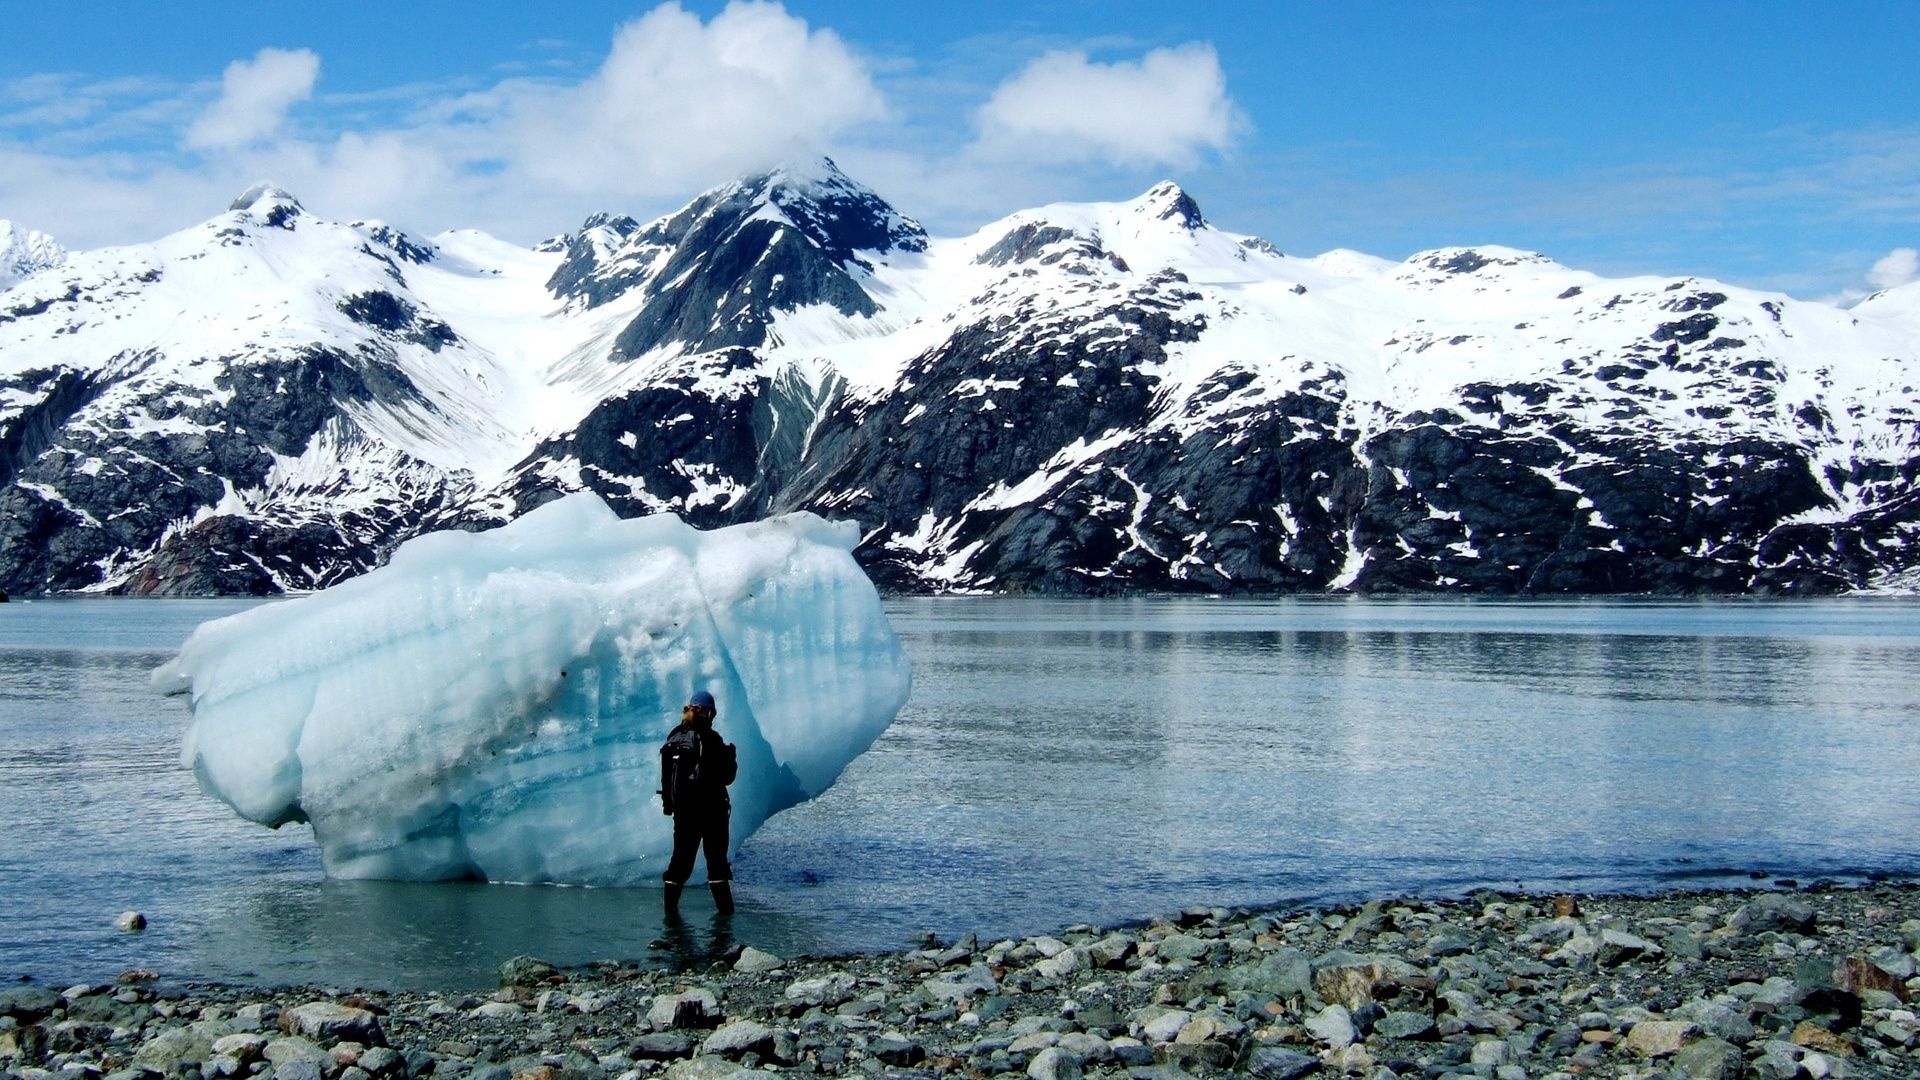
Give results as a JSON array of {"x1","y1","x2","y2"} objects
[{"x1": 2, "y1": 594, "x2": 1917, "y2": 989}]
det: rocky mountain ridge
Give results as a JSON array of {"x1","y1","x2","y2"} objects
[{"x1": 2, "y1": 160, "x2": 1917, "y2": 596}]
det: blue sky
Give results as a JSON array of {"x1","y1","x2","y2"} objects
[{"x1": 3, "y1": 1, "x2": 1916, "y2": 299}]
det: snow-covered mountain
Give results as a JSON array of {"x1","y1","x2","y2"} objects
[
  {"x1": 3, "y1": 160, "x2": 1917, "y2": 596},
  {"x1": 0, "y1": 220, "x2": 65, "y2": 291}
]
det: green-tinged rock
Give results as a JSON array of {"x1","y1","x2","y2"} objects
[
  {"x1": 1375, "y1": 1011, "x2": 1435, "y2": 1040},
  {"x1": 498, "y1": 956, "x2": 558, "y2": 989},
  {"x1": 0, "y1": 989, "x2": 61, "y2": 1023},
  {"x1": 1671, "y1": 1036, "x2": 1745, "y2": 1080},
  {"x1": 1243, "y1": 1045, "x2": 1321, "y2": 1079},
  {"x1": 134, "y1": 1026, "x2": 218, "y2": 1073},
  {"x1": 663, "y1": 1057, "x2": 757, "y2": 1080}
]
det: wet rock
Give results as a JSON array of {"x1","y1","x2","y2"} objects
[{"x1": 115, "y1": 912, "x2": 148, "y2": 933}]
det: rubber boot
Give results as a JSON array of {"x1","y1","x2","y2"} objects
[
  {"x1": 708, "y1": 881, "x2": 734, "y2": 915},
  {"x1": 663, "y1": 881, "x2": 684, "y2": 920}
]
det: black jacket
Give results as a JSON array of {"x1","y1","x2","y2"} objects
[{"x1": 659, "y1": 725, "x2": 735, "y2": 815}]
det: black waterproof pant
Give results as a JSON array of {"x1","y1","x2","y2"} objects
[{"x1": 663, "y1": 804, "x2": 731, "y2": 884}]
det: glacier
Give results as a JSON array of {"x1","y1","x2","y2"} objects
[{"x1": 152, "y1": 492, "x2": 912, "y2": 885}]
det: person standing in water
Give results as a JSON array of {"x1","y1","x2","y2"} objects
[{"x1": 659, "y1": 689, "x2": 737, "y2": 915}]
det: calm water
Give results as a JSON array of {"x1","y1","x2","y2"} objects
[{"x1": 2, "y1": 595, "x2": 1918, "y2": 990}]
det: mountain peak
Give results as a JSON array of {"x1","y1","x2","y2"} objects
[
  {"x1": 1132, "y1": 181, "x2": 1206, "y2": 230},
  {"x1": 0, "y1": 219, "x2": 66, "y2": 290},
  {"x1": 730, "y1": 156, "x2": 928, "y2": 263},
  {"x1": 227, "y1": 184, "x2": 305, "y2": 230}
]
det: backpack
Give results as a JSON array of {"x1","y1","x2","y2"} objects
[
  {"x1": 660, "y1": 727, "x2": 736, "y2": 813},
  {"x1": 660, "y1": 727, "x2": 704, "y2": 814}
]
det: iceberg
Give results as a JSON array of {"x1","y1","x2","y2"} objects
[{"x1": 153, "y1": 493, "x2": 912, "y2": 885}]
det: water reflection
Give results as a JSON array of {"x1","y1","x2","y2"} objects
[{"x1": 2, "y1": 595, "x2": 1918, "y2": 989}]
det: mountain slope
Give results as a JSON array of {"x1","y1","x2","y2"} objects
[{"x1": 2, "y1": 163, "x2": 1916, "y2": 596}]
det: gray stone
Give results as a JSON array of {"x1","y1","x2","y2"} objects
[
  {"x1": 1224, "y1": 948, "x2": 1314, "y2": 1000},
  {"x1": 262, "y1": 1037, "x2": 330, "y2": 1067},
  {"x1": 1056, "y1": 1032, "x2": 1111, "y2": 1063},
  {"x1": 354, "y1": 1047, "x2": 402, "y2": 1078},
  {"x1": 1597, "y1": 928, "x2": 1663, "y2": 966},
  {"x1": 1375, "y1": 1011, "x2": 1435, "y2": 1040},
  {"x1": 0, "y1": 990, "x2": 61, "y2": 1023},
  {"x1": 870, "y1": 1032, "x2": 923, "y2": 1067},
  {"x1": 1244, "y1": 1045, "x2": 1321, "y2": 1080},
  {"x1": 279, "y1": 1004, "x2": 385, "y2": 1047},
  {"x1": 1730, "y1": 895, "x2": 1817, "y2": 937},
  {"x1": 700, "y1": 1021, "x2": 778, "y2": 1059},
  {"x1": 115, "y1": 912, "x2": 148, "y2": 933},
  {"x1": 1671, "y1": 1036, "x2": 1745, "y2": 1080},
  {"x1": 273, "y1": 1061, "x2": 323, "y2": 1080},
  {"x1": 1025, "y1": 1046, "x2": 1081, "y2": 1080},
  {"x1": 662, "y1": 1057, "x2": 757, "y2": 1080},
  {"x1": 783, "y1": 973, "x2": 855, "y2": 1008},
  {"x1": 647, "y1": 990, "x2": 721, "y2": 1030},
  {"x1": 922, "y1": 963, "x2": 997, "y2": 1004},
  {"x1": 1679, "y1": 1000, "x2": 1756, "y2": 1043},
  {"x1": 210, "y1": 1035, "x2": 269, "y2": 1063},
  {"x1": 1622, "y1": 1020, "x2": 1698, "y2": 1059},
  {"x1": 730, "y1": 948, "x2": 782, "y2": 974},
  {"x1": 1086, "y1": 933, "x2": 1135, "y2": 968},
  {"x1": 1107, "y1": 1037, "x2": 1154, "y2": 1066},
  {"x1": 630, "y1": 1033, "x2": 696, "y2": 1062},
  {"x1": 1469, "y1": 1039, "x2": 1508, "y2": 1067},
  {"x1": 497, "y1": 956, "x2": 559, "y2": 988},
  {"x1": 1155, "y1": 935, "x2": 1210, "y2": 963},
  {"x1": 134, "y1": 1028, "x2": 216, "y2": 1073},
  {"x1": 1304, "y1": 1005, "x2": 1355, "y2": 1047}
]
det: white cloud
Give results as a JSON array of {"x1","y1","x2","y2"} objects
[
  {"x1": 971, "y1": 44, "x2": 1242, "y2": 166},
  {"x1": 1868, "y1": 247, "x2": 1918, "y2": 290},
  {"x1": 509, "y1": 1, "x2": 887, "y2": 194},
  {"x1": 185, "y1": 47, "x2": 320, "y2": 151}
]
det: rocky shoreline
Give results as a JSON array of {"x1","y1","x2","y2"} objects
[{"x1": 5, "y1": 883, "x2": 1918, "y2": 1080}]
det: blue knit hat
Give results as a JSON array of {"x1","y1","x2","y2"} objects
[{"x1": 687, "y1": 690, "x2": 716, "y2": 710}]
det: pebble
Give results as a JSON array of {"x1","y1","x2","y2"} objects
[{"x1": 6, "y1": 882, "x2": 1920, "y2": 1079}]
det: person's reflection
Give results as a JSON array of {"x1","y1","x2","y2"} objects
[{"x1": 651, "y1": 905, "x2": 734, "y2": 967}]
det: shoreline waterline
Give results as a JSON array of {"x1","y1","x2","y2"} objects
[{"x1": 7, "y1": 879, "x2": 1919, "y2": 1079}]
